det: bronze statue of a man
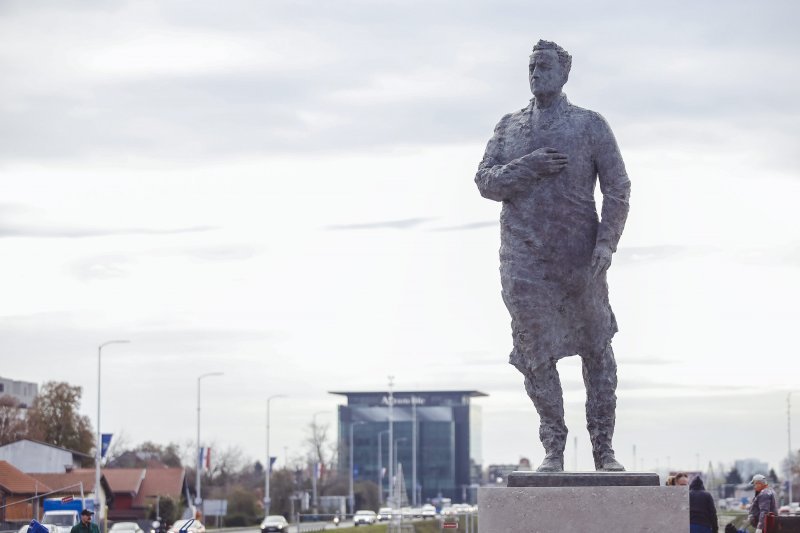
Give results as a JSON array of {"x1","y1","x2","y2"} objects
[{"x1": 475, "y1": 40, "x2": 631, "y2": 472}]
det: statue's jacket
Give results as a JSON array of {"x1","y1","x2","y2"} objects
[{"x1": 475, "y1": 94, "x2": 631, "y2": 370}]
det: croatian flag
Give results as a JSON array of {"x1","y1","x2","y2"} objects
[{"x1": 199, "y1": 447, "x2": 211, "y2": 471}]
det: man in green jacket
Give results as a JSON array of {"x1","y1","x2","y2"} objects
[{"x1": 70, "y1": 510, "x2": 100, "y2": 533}]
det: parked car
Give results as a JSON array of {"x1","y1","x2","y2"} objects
[
  {"x1": 421, "y1": 504, "x2": 437, "y2": 519},
  {"x1": 260, "y1": 515, "x2": 288, "y2": 533},
  {"x1": 377, "y1": 507, "x2": 392, "y2": 521},
  {"x1": 353, "y1": 510, "x2": 377, "y2": 526},
  {"x1": 167, "y1": 520, "x2": 205, "y2": 533},
  {"x1": 110, "y1": 522, "x2": 144, "y2": 533},
  {"x1": 440, "y1": 506, "x2": 456, "y2": 517}
]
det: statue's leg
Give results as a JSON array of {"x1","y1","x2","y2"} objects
[
  {"x1": 581, "y1": 343, "x2": 625, "y2": 471},
  {"x1": 522, "y1": 359, "x2": 568, "y2": 472}
]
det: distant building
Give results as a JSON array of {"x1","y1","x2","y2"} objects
[
  {"x1": 0, "y1": 377, "x2": 38, "y2": 408},
  {"x1": 735, "y1": 458, "x2": 769, "y2": 482},
  {"x1": 103, "y1": 467, "x2": 186, "y2": 521},
  {"x1": 331, "y1": 390, "x2": 486, "y2": 504},
  {"x1": 0, "y1": 439, "x2": 93, "y2": 473}
]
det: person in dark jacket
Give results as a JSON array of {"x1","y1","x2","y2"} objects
[
  {"x1": 70, "y1": 510, "x2": 100, "y2": 533},
  {"x1": 689, "y1": 476, "x2": 719, "y2": 533},
  {"x1": 747, "y1": 474, "x2": 777, "y2": 533}
]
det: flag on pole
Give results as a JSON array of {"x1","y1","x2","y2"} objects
[
  {"x1": 313, "y1": 462, "x2": 321, "y2": 479},
  {"x1": 100, "y1": 434, "x2": 113, "y2": 459},
  {"x1": 198, "y1": 447, "x2": 211, "y2": 471}
]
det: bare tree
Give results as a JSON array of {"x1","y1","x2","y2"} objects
[{"x1": 0, "y1": 395, "x2": 26, "y2": 445}]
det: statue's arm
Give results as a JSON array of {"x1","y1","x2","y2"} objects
[
  {"x1": 474, "y1": 114, "x2": 530, "y2": 202},
  {"x1": 592, "y1": 113, "x2": 631, "y2": 253}
]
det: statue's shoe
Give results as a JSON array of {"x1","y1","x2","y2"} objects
[
  {"x1": 597, "y1": 455, "x2": 625, "y2": 472},
  {"x1": 536, "y1": 454, "x2": 564, "y2": 472}
]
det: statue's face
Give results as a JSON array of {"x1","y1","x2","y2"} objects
[{"x1": 529, "y1": 49, "x2": 566, "y2": 98}]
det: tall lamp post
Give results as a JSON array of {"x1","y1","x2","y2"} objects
[
  {"x1": 411, "y1": 396, "x2": 417, "y2": 507},
  {"x1": 789, "y1": 392, "x2": 798, "y2": 504},
  {"x1": 265, "y1": 394, "x2": 286, "y2": 514},
  {"x1": 96, "y1": 339, "x2": 129, "y2": 516},
  {"x1": 348, "y1": 421, "x2": 366, "y2": 515},
  {"x1": 387, "y1": 376, "x2": 394, "y2": 503},
  {"x1": 377, "y1": 430, "x2": 389, "y2": 504},
  {"x1": 196, "y1": 372, "x2": 224, "y2": 508}
]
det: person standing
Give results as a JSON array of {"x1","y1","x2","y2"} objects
[
  {"x1": 70, "y1": 510, "x2": 100, "y2": 533},
  {"x1": 747, "y1": 474, "x2": 777, "y2": 533},
  {"x1": 689, "y1": 476, "x2": 719, "y2": 533}
]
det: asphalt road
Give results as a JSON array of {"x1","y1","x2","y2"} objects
[{"x1": 237, "y1": 521, "x2": 355, "y2": 533}]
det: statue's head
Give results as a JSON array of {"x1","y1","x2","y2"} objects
[{"x1": 529, "y1": 40, "x2": 572, "y2": 98}]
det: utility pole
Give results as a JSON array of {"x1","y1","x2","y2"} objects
[
  {"x1": 265, "y1": 395, "x2": 286, "y2": 514},
  {"x1": 411, "y1": 396, "x2": 417, "y2": 507},
  {"x1": 387, "y1": 376, "x2": 394, "y2": 506},
  {"x1": 789, "y1": 393, "x2": 793, "y2": 504},
  {"x1": 96, "y1": 340, "x2": 129, "y2": 519}
]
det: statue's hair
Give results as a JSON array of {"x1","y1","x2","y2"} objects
[{"x1": 532, "y1": 40, "x2": 572, "y2": 73}]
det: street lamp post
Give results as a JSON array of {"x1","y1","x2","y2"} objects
[
  {"x1": 96, "y1": 339, "x2": 129, "y2": 516},
  {"x1": 348, "y1": 421, "x2": 366, "y2": 515},
  {"x1": 265, "y1": 395, "x2": 286, "y2": 514},
  {"x1": 377, "y1": 430, "x2": 389, "y2": 504},
  {"x1": 411, "y1": 396, "x2": 417, "y2": 507},
  {"x1": 789, "y1": 392, "x2": 797, "y2": 504},
  {"x1": 387, "y1": 376, "x2": 394, "y2": 503},
  {"x1": 196, "y1": 372, "x2": 224, "y2": 508}
]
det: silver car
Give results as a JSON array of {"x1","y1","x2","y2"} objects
[
  {"x1": 110, "y1": 523, "x2": 144, "y2": 533},
  {"x1": 353, "y1": 510, "x2": 377, "y2": 526}
]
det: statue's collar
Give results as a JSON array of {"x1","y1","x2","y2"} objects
[{"x1": 529, "y1": 93, "x2": 569, "y2": 112}]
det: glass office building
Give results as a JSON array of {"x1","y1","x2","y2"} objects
[{"x1": 331, "y1": 390, "x2": 486, "y2": 503}]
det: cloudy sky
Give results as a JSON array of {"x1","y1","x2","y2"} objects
[{"x1": 2, "y1": 0, "x2": 799, "y2": 477}]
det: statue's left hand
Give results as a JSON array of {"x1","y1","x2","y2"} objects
[{"x1": 591, "y1": 245, "x2": 612, "y2": 277}]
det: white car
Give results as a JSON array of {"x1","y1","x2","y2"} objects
[
  {"x1": 260, "y1": 515, "x2": 288, "y2": 533},
  {"x1": 353, "y1": 510, "x2": 377, "y2": 526},
  {"x1": 110, "y1": 523, "x2": 144, "y2": 533},
  {"x1": 377, "y1": 507, "x2": 392, "y2": 521},
  {"x1": 421, "y1": 504, "x2": 437, "y2": 519}
]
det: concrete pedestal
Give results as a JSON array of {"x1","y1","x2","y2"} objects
[{"x1": 479, "y1": 473, "x2": 688, "y2": 533}]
